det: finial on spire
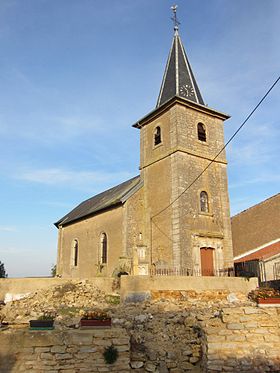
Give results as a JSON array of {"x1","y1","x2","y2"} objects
[{"x1": 171, "y1": 5, "x2": 180, "y2": 32}]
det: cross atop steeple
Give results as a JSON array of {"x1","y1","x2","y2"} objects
[
  {"x1": 171, "y1": 5, "x2": 180, "y2": 32},
  {"x1": 156, "y1": 7, "x2": 204, "y2": 108}
]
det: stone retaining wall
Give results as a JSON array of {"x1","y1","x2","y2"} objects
[
  {"x1": 120, "y1": 276, "x2": 258, "y2": 301},
  {"x1": 0, "y1": 328, "x2": 130, "y2": 373},
  {"x1": 0, "y1": 276, "x2": 258, "y2": 302},
  {"x1": 1, "y1": 299, "x2": 280, "y2": 372},
  {"x1": 0, "y1": 277, "x2": 115, "y2": 299},
  {"x1": 201, "y1": 306, "x2": 280, "y2": 372}
]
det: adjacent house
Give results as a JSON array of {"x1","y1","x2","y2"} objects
[{"x1": 232, "y1": 193, "x2": 280, "y2": 281}]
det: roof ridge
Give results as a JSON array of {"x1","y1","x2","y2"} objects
[
  {"x1": 55, "y1": 175, "x2": 141, "y2": 227},
  {"x1": 231, "y1": 192, "x2": 280, "y2": 219},
  {"x1": 76, "y1": 175, "x2": 140, "y2": 206}
]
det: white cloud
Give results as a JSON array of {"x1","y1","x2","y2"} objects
[
  {"x1": 227, "y1": 120, "x2": 279, "y2": 167},
  {"x1": 228, "y1": 142, "x2": 268, "y2": 166},
  {"x1": 15, "y1": 167, "x2": 134, "y2": 190},
  {"x1": 0, "y1": 225, "x2": 16, "y2": 232},
  {"x1": 229, "y1": 173, "x2": 280, "y2": 190},
  {"x1": 0, "y1": 113, "x2": 105, "y2": 146}
]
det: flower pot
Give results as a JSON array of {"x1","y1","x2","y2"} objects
[
  {"x1": 80, "y1": 318, "x2": 111, "y2": 329},
  {"x1": 29, "y1": 320, "x2": 54, "y2": 330},
  {"x1": 257, "y1": 298, "x2": 280, "y2": 307}
]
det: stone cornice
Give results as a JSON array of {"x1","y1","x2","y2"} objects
[
  {"x1": 194, "y1": 231, "x2": 224, "y2": 239},
  {"x1": 140, "y1": 146, "x2": 227, "y2": 170},
  {"x1": 133, "y1": 96, "x2": 230, "y2": 129}
]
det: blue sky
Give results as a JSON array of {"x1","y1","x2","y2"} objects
[{"x1": 0, "y1": 0, "x2": 279, "y2": 277}]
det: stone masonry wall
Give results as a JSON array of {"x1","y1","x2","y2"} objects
[
  {"x1": 1, "y1": 306, "x2": 280, "y2": 373},
  {"x1": 57, "y1": 206, "x2": 124, "y2": 278},
  {"x1": 201, "y1": 306, "x2": 280, "y2": 372},
  {"x1": 1, "y1": 282, "x2": 280, "y2": 373},
  {"x1": 0, "y1": 328, "x2": 130, "y2": 373}
]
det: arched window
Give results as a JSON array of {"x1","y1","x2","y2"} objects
[
  {"x1": 154, "y1": 126, "x2": 161, "y2": 146},
  {"x1": 100, "y1": 233, "x2": 107, "y2": 264},
  {"x1": 200, "y1": 191, "x2": 209, "y2": 213},
  {"x1": 72, "y1": 239, "x2": 78, "y2": 267},
  {"x1": 197, "y1": 123, "x2": 206, "y2": 142}
]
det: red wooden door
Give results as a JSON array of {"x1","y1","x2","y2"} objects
[{"x1": 200, "y1": 247, "x2": 214, "y2": 276}]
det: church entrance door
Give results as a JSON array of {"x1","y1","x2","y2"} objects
[{"x1": 200, "y1": 247, "x2": 214, "y2": 276}]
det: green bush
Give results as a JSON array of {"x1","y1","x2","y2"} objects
[
  {"x1": 103, "y1": 345, "x2": 119, "y2": 364},
  {"x1": 0, "y1": 261, "x2": 8, "y2": 278},
  {"x1": 105, "y1": 294, "x2": 120, "y2": 305},
  {"x1": 37, "y1": 312, "x2": 56, "y2": 321}
]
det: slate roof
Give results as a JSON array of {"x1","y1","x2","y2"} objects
[
  {"x1": 156, "y1": 30, "x2": 204, "y2": 108},
  {"x1": 55, "y1": 175, "x2": 141, "y2": 227}
]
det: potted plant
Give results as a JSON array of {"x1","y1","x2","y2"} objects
[
  {"x1": 79, "y1": 309, "x2": 111, "y2": 328},
  {"x1": 248, "y1": 287, "x2": 280, "y2": 307},
  {"x1": 29, "y1": 312, "x2": 56, "y2": 330}
]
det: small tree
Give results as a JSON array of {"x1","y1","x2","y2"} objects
[
  {"x1": 0, "y1": 261, "x2": 8, "y2": 278},
  {"x1": 51, "y1": 264, "x2": 57, "y2": 277}
]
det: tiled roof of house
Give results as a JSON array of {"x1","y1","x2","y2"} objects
[
  {"x1": 234, "y1": 240, "x2": 280, "y2": 263},
  {"x1": 231, "y1": 193, "x2": 280, "y2": 257}
]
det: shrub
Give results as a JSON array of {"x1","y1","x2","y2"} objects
[
  {"x1": 103, "y1": 345, "x2": 119, "y2": 364},
  {"x1": 0, "y1": 261, "x2": 7, "y2": 278},
  {"x1": 105, "y1": 294, "x2": 120, "y2": 305}
]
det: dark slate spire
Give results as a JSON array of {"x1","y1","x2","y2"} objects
[{"x1": 156, "y1": 7, "x2": 204, "y2": 108}]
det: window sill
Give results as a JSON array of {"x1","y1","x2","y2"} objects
[
  {"x1": 199, "y1": 212, "x2": 213, "y2": 217},
  {"x1": 197, "y1": 140, "x2": 209, "y2": 146},
  {"x1": 153, "y1": 142, "x2": 163, "y2": 150}
]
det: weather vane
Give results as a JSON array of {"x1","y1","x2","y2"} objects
[{"x1": 171, "y1": 5, "x2": 180, "y2": 31}]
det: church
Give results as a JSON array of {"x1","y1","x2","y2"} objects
[{"x1": 55, "y1": 16, "x2": 233, "y2": 279}]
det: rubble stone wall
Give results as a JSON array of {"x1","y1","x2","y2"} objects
[
  {"x1": 0, "y1": 277, "x2": 114, "y2": 300},
  {"x1": 1, "y1": 279, "x2": 280, "y2": 373},
  {"x1": 0, "y1": 328, "x2": 130, "y2": 373},
  {"x1": 201, "y1": 306, "x2": 280, "y2": 372},
  {"x1": 1, "y1": 305, "x2": 280, "y2": 372}
]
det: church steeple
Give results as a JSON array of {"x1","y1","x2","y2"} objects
[{"x1": 156, "y1": 6, "x2": 204, "y2": 108}]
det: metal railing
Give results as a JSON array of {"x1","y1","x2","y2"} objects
[
  {"x1": 274, "y1": 261, "x2": 280, "y2": 280},
  {"x1": 149, "y1": 267, "x2": 235, "y2": 277}
]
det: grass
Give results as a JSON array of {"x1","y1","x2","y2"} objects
[
  {"x1": 105, "y1": 294, "x2": 120, "y2": 305},
  {"x1": 57, "y1": 306, "x2": 82, "y2": 317}
]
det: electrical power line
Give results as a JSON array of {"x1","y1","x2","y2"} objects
[{"x1": 151, "y1": 75, "x2": 280, "y2": 222}]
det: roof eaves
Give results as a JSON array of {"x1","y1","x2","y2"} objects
[
  {"x1": 233, "y1": 238, "x2": 280, "y2": 261},
  {"x1": 132, "y1": 96, "x2": 230, "y2": 129},
  {"x1": 231, "y1": 193, "x2": 280, "y2": 220},
  {"x1": 54, "y1": 175, "x2": 141, "y2": 228}
]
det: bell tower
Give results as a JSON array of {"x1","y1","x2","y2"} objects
[{"x1": 133, "y1": 7, "x2": 233, "y2": 275}]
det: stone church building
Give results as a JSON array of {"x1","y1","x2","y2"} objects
[{"x1": 55, "y1": 25, "x2": 233, "y2": 278}]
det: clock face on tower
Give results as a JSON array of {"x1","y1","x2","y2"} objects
[{"x1": 179, "y1": 84, "x2": 195, "y2": 98}]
